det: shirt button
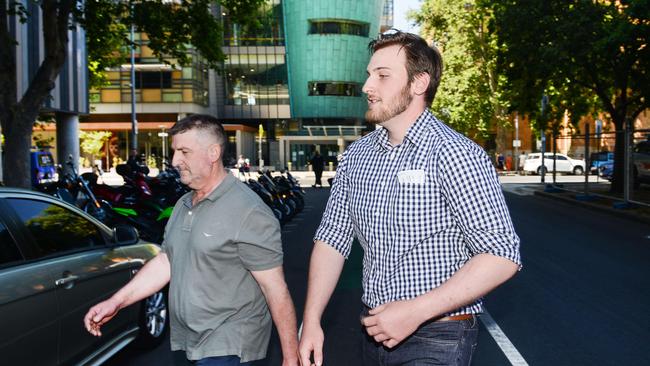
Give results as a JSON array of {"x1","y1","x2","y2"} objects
[{"x1": 188, "y1": 211, "x2": 192, "y2": 215}]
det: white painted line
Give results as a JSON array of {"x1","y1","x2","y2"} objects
[{"x1": 480, "y1": 309, "x2": 529, "y2": 366}]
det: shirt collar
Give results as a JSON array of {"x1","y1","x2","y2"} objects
[
  {"x1": 404, "y1": 109, "x2": 434, "y2": 147},
  {"x1": 182, "y1": 172, "x2": 236, "y2": 208},
  {"x1": 372, "y1": 109, "x2": 434, "y2": 151}
]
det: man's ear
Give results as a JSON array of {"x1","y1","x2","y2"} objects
[
  {"x1": 208, "y1": 143, "x2": 222, "y2": 163},
  {"x1": 412, "y1": 72, "x2": 430, "y2": 96}
]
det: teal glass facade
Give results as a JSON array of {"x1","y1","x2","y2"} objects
[{"x1": 283, "y1": 0, "x2": 385, "y2": 119}]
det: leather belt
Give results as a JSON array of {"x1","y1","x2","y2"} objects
[{"x1": 434, "y1": 314, "x2": 474, "y2": 322}]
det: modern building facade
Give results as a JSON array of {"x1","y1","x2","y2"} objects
[{"x1": 82, "y1": 0, "x2": 390, "y2": 170}]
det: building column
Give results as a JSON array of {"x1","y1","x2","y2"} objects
[
  {"x1": 236, "y1": 130, "x2": 243, "y2": 157},
  {"x1": 56, "y1": 112, "x2": 80, "y2": 175},
  {"x1": 279, "y1": 137, "x2": 286, "y2": 169},
  {"x1": 337, "y1": 138, "x2": 345, "y2": 154}
]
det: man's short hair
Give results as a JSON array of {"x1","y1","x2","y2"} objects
[
  {"x1": 368, "y1": 30, "x2": 443, "y2": 105},
  {"x1": 169, "y1": 114, "x2": 227, "y2": 155}
]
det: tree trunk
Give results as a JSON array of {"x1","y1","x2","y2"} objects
[
  {"x1": 0, "y1": 0, "x2": 74, "y2": 188},
  {"x1": 3, "y1": 111, "x2": 36, "y2": 188},
  {"x1": 610, "y1": 114, "x2": 626, "y2": 194}
]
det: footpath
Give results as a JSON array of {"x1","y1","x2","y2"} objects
[{"x1": 92, "y1": 167, "x2": 649, "y2": 225}]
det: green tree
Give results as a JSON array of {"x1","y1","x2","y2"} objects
[
  {"x1": 79, "y1": 130, "x2": 112, "y2": 168},
  {"x1": 412, "y1": 0, "x2": 509, "y2": 139},
  {"x1": 483, "y1": 0, "x2": 650, "y2": 192},
  {"x1": 0, "y1": 0, "x2": 263, "y2": 188}
]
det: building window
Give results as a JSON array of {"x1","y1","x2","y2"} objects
[
  {"x1": 308, "y1": 19, "x2": 370, "y2": 37},
  {"x1": 224, "y1": 52, "x2": 289, "y2": 105},
  {"x1": 135, "y1": 71, "x2": 172, "y2": 89},
  {"x1": 308, "y1": 82, "x2": 361, "y2": 97}
]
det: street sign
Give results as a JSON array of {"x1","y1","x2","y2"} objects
[{"x1": 513, "y1": 139, "x2": 521, "y2": 147}]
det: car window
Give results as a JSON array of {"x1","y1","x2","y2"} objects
[
  {"x1": 556, "y1": 156, "x2": 568, "y2": 160},
  {"x1": 0, "y1": 220, "x2": 22, "y2": 266},
  {"x1": 6, "y1": 198, "x2": 104, "y2": 258}
]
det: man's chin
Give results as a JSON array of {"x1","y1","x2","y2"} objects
[{"x1": 365, "y1": 111, "x2": 384, "y2": 125}]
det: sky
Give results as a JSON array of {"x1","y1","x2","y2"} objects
[{"x1": 392, "y1": 0, "x2": 422, "y2": 34}]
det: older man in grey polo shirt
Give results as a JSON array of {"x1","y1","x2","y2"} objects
[{"x1": 85, "y1": 114, "x2": 299, "y2": 366}]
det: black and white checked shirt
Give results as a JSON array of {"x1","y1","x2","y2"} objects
[{"x1": 314, "y1": 109, "x2": 521, "y2": 315}]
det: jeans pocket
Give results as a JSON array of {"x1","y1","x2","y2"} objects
[{"x1": 410, "y1": 321, "x2": 462, "y2": 345}]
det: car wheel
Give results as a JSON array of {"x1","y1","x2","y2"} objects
[
  {"x1": 135, "y1": 288, "x2": 169, "y2": 349},
  {"x1": 536, "y1": 166, "x2": 547, "y2": 175},
  {"x1": 573, "y1": 166, "x2": 584, "y2": 175}
]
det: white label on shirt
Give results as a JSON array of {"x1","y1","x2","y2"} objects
[{"x1": 397, "y1": 169, "x2": 426, "y2": 184}]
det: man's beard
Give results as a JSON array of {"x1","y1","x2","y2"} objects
[{"x1": 365, "y1": 83, "x2": 413, "y2": 125}]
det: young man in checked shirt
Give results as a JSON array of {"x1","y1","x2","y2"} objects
[{"x1": 298, "y1": 31, "x2": 521, "y2": 366}]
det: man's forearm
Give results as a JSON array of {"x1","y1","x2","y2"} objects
[
  {"x1": 302, "y1": 241, "x2": 346, "y2": 325},
  {"x1": 111, "y1": 253, "x2": 171, "y2": 309},
  {"x1": 252, "y1": 266, "x2": 299, "y2": 361},
  {"x1": 413, "y1": 253, "x2": 519, "y2": 320},
  {"x1": 266, "y1": 286, "x2": 299, "y2": 360}
]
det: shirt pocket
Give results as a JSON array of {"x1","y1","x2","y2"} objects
[{"x1": 394, "y1": 182, "x2": 435, "y2": 242}]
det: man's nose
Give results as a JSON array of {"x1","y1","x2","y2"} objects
[
  {"x1": 171, "y1": 151, "x2": 180, "y2": 167},
  {"x1": 362, "y1": 76, "x2": 373, "y2": 95}
]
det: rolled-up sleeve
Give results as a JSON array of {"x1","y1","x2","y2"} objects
[
  {"x1": 437, "y1": 141, "x2": 522, "y2": 268},
  {"x1": 313, "y1": 153, "x2": 355, "y2": 258}
]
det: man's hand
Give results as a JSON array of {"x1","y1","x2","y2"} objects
[
  {"x1": 83, "y1": 298, "x2": 121, "y2": 337},
  {"x1": 361, "y1": 299, "x2": 425, "y2": 349},
  {"x1": 298, "y1": 322, "x2": 325, "y2": 366}
]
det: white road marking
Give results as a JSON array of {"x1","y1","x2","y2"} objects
[{"x1": 480, "y1": 309, "x2": 529, "y2": 366}]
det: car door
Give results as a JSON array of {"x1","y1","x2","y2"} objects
[
  {"x1": 3, "y1": 196, "x2": 136, "y2": 365},
  {"x1": 554, "y1": 155, "x2": 571, "y2": 172},
  {"x1": 0, "y1": 205, "x2": 59, "y2": 366}
]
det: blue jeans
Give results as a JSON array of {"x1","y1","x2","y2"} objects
[
  {"x1": 193, "y1": 355, "x2": 251, "y2": 366},
  {"x1": 361, "y1": 314, "x2": 479, "y2": 366}
]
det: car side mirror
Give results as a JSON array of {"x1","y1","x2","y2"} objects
[{"x1": 113, "y1": 225, "x2": 139, "y2": 245}]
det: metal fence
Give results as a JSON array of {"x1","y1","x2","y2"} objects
[{"x1": 542, "y1": 125, "x2": 650, "y2": 207}]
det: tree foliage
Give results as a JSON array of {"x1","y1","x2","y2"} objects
[
  {"x1": 79, "y1": 130, "x2": 112, "y2": 165},
  {"x1": 482, "y1": 0, "x2": 650, "y2": 192},
  {"x1": 411, "y1": 0, "x2": 509, "y2": 139},
  {"x1": 0, "y1": 0, "x2": 263, "y2": 188}
]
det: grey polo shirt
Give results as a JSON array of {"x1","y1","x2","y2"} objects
[{"x1": 161, "y1": 173, "x2": 283, "y2": 362}]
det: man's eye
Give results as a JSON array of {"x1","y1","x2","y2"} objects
[{"x1": 379, "y1": 74, "x2": 388, "y2": 79}]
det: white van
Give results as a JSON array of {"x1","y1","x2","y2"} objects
[{"x1": 523, "y1": 153, "x2": 586, "y2": 175}]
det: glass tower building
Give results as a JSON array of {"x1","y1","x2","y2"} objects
[{"x1": 85, "y1": 0, "x2": 389, "y2": 170}]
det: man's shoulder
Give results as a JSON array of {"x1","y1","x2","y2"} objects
[
  {"x1": 425, "y1": 114, "x2": 484, "y2": 154},
  {"x1": 229, "y1": 177, "x2": 271, "y2": 209},
  {"x1": 346, "y1": 129, "x2": 381, "y2": 155}
]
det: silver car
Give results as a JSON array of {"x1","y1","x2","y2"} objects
[{"x1": 0, "y1": 188, "x2": 168, "y2": 365}]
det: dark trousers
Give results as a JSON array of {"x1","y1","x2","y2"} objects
[
  {"x1": 361, "y1": 315, "x2": 479, "y2": 366},
  {"x1": 314, "y1": 169, "x2": 323, "y2": 186},
  {"x1": 194, "y1": 355, "x2": 251, "y2": 366}
]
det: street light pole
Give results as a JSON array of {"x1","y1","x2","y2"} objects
[
  {"x1": 130, "y1": 9, "x2": 138, "y2": 152},
  {"x1": 514, "y1": 112, "x2": 519, "y2": 173},
  {"x1": 540, "y1": 94, "x2": 549, "y2": 184},
  {"x1": 258, "y1": 124, "x2": 264, "y2": 168}
]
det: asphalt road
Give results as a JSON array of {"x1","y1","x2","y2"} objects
[{"x1": 105, "y1": 186, "x2": 650, "y2": 366}]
